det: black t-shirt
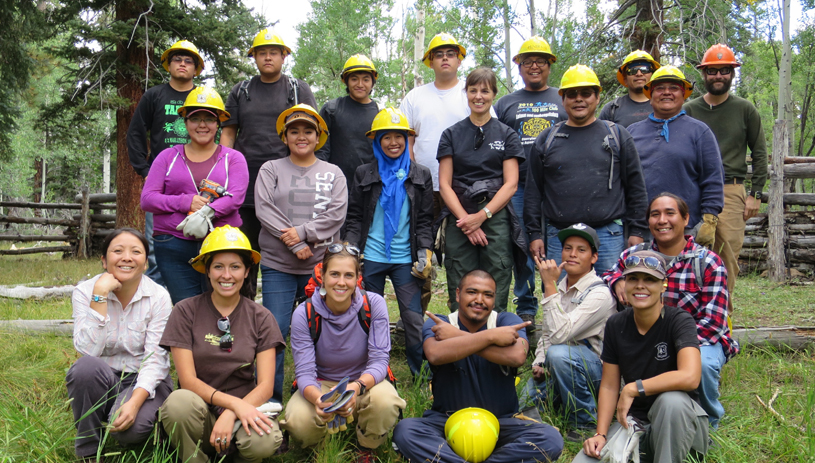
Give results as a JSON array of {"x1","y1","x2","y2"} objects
[
  {"x1": 126, "y1": 83, "x2": 194, "y2": 177},
  {"x1": 601, "y1": 305, "x2": 700, "y2": 422},
  {"x1": 223, "y1": 75, "x2": 317, "y2": 206},
  {"x1": 315, "y1": 96, "x2": 379, "y2": 182},
  {"x1": 437, "y1": 117, "x2": 524, "y2": 190},
  {"x1": 494, "y1": 88, "x2": 566, "y2": 185},
  {"x1": 598, "y1": 95, "x2": 653, "y2": 128}
]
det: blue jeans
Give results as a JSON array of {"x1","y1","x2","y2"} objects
[
  {"x1": 260, "y1": 265, "x2": 310, "y2": 403},
  {"x1": 699, "y1": 343, "x2": 726, "y2": 428},
  {"x1": 153, "y1": 234, "x2": 208, "y2": 305},
  {"x1": 144, "y1": 212, "x2": 164, "y2": 286},
  {"x1": 363, "y1": 260, "x2": 426, "y2": 378},
  {"x1": 527, "y1": 344, "x2": 603, "y2": 429},
  {"x1": 546, "y1": 221, "x2": 624, "y2": 278},
  {"x1": 510, "y1": 184, "x2": 538, "y2": 318}
]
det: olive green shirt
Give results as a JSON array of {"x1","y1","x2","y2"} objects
[{"x1": 684, "y1": 94, "x2": 768, "y2": 193}]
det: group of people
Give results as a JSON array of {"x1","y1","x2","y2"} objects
[{"x1": 64, "y1": 26, "x2": 765, "y2": 463}]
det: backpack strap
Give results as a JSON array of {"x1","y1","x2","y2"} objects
[
  {"x1": 608, "y1": 96, "x2": 623, "y2": 121},
  {"x1": 356, "y1": 290, "x2": 371, "y2": 335},
  {"x1": 305, "y1": 298, "x2": 321, "y2": 343},
  {"x1": 288, "y1": 75, "x2": 300, "y2": 105},
  {"x1": 570, "y1": 280, "x2": 608, "y2": 306},
  {"x1": 599, "y1": 120, "x2": 621, "y2": 190},
  {"x1": 447, "y1": 310, "x2": 497, "y2": 330},
  {"x1": 542, "y1": 121, "x2": 567, "y2": 156},
  {"x1": 239, "y1": 79, "x2": 252, "y2": 101}
]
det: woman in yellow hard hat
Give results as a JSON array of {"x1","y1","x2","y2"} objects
[
  {"x1": 160, "y1": 226, "x2": 285, "y2": 463},
  {"x1": 344, "y1": 108, "x2": 434, "y2": 378},
  {"x1": 436, "y1": 67, "x2": 527, "y2": 312},
  {"x1": 254, "y1": 103, "x2": 347, "y2": 403},
  {"x1": 141, "y1": 87, "x2": 249, "y2": 305},
  {"x1": 66, "y1": 228, "x2": 173, "y2": 460}
]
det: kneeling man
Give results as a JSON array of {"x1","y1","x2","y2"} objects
[{"x1": 393, "y1": 270, "x2": 563, "y2": 462}]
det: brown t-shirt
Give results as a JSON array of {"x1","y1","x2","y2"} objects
[{"x1": 160, "y1": 292, "x2": 285, "y2": 399}]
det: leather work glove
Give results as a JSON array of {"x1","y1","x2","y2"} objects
[
  {"x1": 176, "y1": 205, "x2": 215, "y2": 239},
  {"x1": 695, "y1": 213, "x2": 718, "y2": 248},
  {"x1": 411, "y1": 248, "x2": 438, "y2": 280},
  {"x1": 600, "y1": 417, "x2": 645, "y2": 463}
]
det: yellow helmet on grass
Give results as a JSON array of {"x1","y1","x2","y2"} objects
[
  {"x1": 444, "y1": 408, "x2": 500, "y2": 463},
  {"x1": 276, "y1": 104, "x2": 329, "y2": 151},
  {"x1": 513, "y1": 36, "x2": 557, "y2": 64},
  {"x1": 366, "y1": 108, "x2": 415, "y2": 139},
  {"x1": 248, "y1": 29, "x2": 292, "y2": 57},
  {"x1": 162, "y1": 40, "x2": 204, "y2": 76},
  {"x1": 422, "y1": 33, "x2": 466, "y2": 68},
  {"x1": 558, "y1": 64, "x2": 602, "y2": 95},
  {"x1": 643, "y1": 65, "x2": 693, "y2": 99},
  {"x1": 177, "y1": 87, "x2": 230, "y2": 122},
  {"x1": 190, "y1": 226, "x2": 261, "y2": 274},
  {"x1": 616, "y1": 50, "x2": 660, "y2": 86}
]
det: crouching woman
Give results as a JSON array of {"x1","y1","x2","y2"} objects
[{"x1": 159, "y1": 226, "x2": 285, "y2": 463}]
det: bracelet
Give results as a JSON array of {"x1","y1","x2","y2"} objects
[
  {"x1": 594, "y1": 432, "x2": 607, "y2": 440},
  {"x1": 210, "y1": 390, "x2": 217, "y2": 405},
  {"x1": 91, "y1": 294, "x2": 107, "y2": 303}
]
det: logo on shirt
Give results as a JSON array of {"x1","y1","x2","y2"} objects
[
  {"x1": 655, "y1": 342, "x2": 669, "y2": 361},
  {"x1": 488, "y1": 140, "x2": 505, "y2": 151},
  {"x1": 521, "y1": 117, "x2": 551, "y2": 139},
  {"x1": 205, "y1": 333, "x2": 222, "y2": 346},
  {"x1": 164, "y1": 116, "x2": 189, "y2": 137}
]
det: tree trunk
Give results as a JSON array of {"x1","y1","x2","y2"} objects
[
  {"x1": 633, "y1": 0, "x2": 663, "y2": 62},
  {"x1": 115, "y1": 0, "x2": 147, "y2": 230},
  {"x1": 502, "y1": 0, "x2": 514, "y2": 93},
  {"x1": 529, "y1": 0, "x2": 536, "y2": 35}
]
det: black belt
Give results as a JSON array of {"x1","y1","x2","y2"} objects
[{"x1": 724, "y1": 177, "x2": 744, "y2": 184}]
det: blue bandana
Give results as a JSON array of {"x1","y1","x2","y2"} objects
[
  {"x1": 648, "y1": 110, "x2": 685, "y2": 143},
  {"x1": 372, "y1": 131, "x2": 410, "y2": 260}
]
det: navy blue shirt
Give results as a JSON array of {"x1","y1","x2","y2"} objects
[{"x1": 423, "y1": 311, "x2": 527, "y2": 418}]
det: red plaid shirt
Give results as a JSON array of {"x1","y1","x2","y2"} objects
[{"x1": 603, "y1": 236, "x2": 738, "y2": 359}]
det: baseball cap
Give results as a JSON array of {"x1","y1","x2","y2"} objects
[
  {"x1": 557, "y1": 223, "x2": 599, "y2": 251},
  {"x1": 621, "y1": 250, "x2": 668, "y2": 280}
]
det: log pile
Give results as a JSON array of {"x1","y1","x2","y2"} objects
[{"x1": 740, "y1": 211, "x2": 815, "y2": 275}]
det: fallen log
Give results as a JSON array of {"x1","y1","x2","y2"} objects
[
  {"x1": 0, "y1": 234, "x2": 71, "y2": 242},
  {"x1": 0, "y1": 284, "x2": 75, "y2": 299},
  {"x1": 0, "y1": 201, "x2": 82, "y2": 210},
  {"x1": 732, "y1": 328, "x2": 815, "y2": 351},
  {"x1": 0, "y1": 319, "x2": 73, "y2": 335},
  {"x1": 73, "y1": 193, "x2": 117, "y2": 204},
  {"x1": 0, "y1": 245, "x2": 73, "y2": 256},
  {"x1": 740, "y1": 247, "x2": 815, "y2": 264},
  {"x1": 742, "y1": 235, "x2": 815, "y2": 248},
  {"x1": 784, "y1": 193, "x2": 815, "y2": 206},
  {"x1": 0, "y1": 215, "x2": 77, "y2": 226}
]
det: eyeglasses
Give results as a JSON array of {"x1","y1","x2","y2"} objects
[
  {"x1": 171, "y1": 56, "x2": 195, "y2": 66},
  {"x1": 474, "y1": 126, "x2": 485, "y2": 150},
  {"x1": 651, "y1": 83, "x2": 683, "y2": 94},
  {"x1": 187, "y1": 116, "x2": 219, "y2": 125},
  {"x1": 563, "y1": 89, "x2": 595, "y2": 100},
  {"x1": 433, "y1": 50, "x2": 459, "y2": 60},
  {"x1": 521, "y1": 58, "x2": 549, "y2": 68},
  {"x1": 704, "y1": 67, "x2": 733, "y2": 76},
  {"x1": 625, "y1": 64, "x2": 654, "y2": 75},
  {"x1": 217, "y1": 317, "x2": 233, "y2": 352},
  {"x1": 624, "y1": 255, "x2": 666, "y2": 274},
  {"x1": 327, "y1": 243, "x2": 360, "y2": 257}
]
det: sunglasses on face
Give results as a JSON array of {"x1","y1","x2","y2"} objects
[
  {"x1": 521, "y1": 58, "x2": 549, "y2": 68},
  {"x1": 327, "y1": 243, "x2": 360, "y2": 257},
  {"x1": 217, "y1": 317, "x2": 233, "y2": 352},
  {"x1": 625, "y1": 64, "x2": 654, "y2": 75},
  {"x1": 433, "y1": 50, "x2": 459, "y2": 60},
  {"x1": 652, "y1": 83, "x2": 683, "y2": 94},
  {"x1": 474, "y1": 126, "x2": 485, "y2": 150},
  {"x1": 704, "y1": 67, "x2": 733, "y2": 76},
  {"x1": 171, "y1": 56, "x2": 195, "y2": 66},
  {"x1": 624, "y1": 255, "x2": 666, "y2": 274},
  {"x1": 563, "y1": 89, "x2": 595, "y2": 100}
]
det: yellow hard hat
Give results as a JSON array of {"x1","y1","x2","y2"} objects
[
  {"x1": 247, "y1": 28, "x2": 292, "y2": 58},
  {"x1": 177, "y1": 87, "x2": 230, "y2": 122},
  {"x1": 422, "y1": 33, "x2": 466, "y2": 68},
  {"x1": 616, "y1": 50, "x2": 660, "y2": 86},
  {"x1": 341, "y1": 54, "x2": 378, "y2": 81},
  {"x1": 189, "y1": 225, "x2": 261, "y2": 274},
  {"x1": 161, "y1": 40, "x2": 204, "y2": 76},
  {"x1": 558, "y1": 64, "x2": 602, "y2": 95},
  {"x1": 697, "y1": 43, "x2": 741, "y2": 69},
  {"x1": 276, "y1": 104, "x2": 329, "y2": 151},
  {"x1": 512, "y1": 36, "x2": 557, "y2": 64},
  {"x1": 366, "y1": 108, "x2": 415, "y2": 139},
  {"x1": 643, "y1": 65, "x2": 693, "y2": 99},
  {"x1": 444, "y1": 408, "x2": 500, "y2": 463}
]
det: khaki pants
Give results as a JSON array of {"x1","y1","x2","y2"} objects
[
  {"x1": 713, "y1": 183, "x2": 746, "y2": 304},
  {"x1": 282, "y1": 379, "x2": 405, "y2": 449},
  {"x1": 160, "y1": 389, "x2": 282, "y2": 463}
]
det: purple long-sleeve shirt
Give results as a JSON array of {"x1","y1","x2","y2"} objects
[
  {"x1": 141, "y1": 145, "x2": 249, "y2": 239},
  {"x1": 291, "y1": 288, "x2": 391, "y2": 393}
]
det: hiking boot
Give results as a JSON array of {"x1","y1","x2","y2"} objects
[
  {"x1": 356, "y1": 447, "x2": 377, "y2": 463},
  {"x1": 519, "y1": 314, "x2": 537, "y2": 333},
  {"x1": 565, "y1": 428, "x2": 594, "y2": 443}
]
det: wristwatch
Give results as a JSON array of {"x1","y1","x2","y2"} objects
[
  {"x1": 483, "y1": 207, "x2": 492, "y2": 219},
  {"x1": 636, "y1": 379, "x2": 646, "y2": 398},
  {"x1": 750, "y1": 190, "x2": 762, "y2": 201},
  {"x1": 354, "y1": 380, "x2": 367, "y2": 396}
]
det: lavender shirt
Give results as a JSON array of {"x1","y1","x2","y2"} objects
[{"x1": 291, "y1": 288, "x2": 391, "y2": 393}]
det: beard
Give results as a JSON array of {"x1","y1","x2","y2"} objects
[
  {"x1": 630, "y1": 86, "x2": 645, "y2": 94},
  {"x1": 706, "y1": 77, "x2": 732, "y2": 96},
  {"x1": 527, "y1": 80, "x2": 545, "y2": 91}
]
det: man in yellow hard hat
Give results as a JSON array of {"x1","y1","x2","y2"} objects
[
  {"x1": 525, "y1": 65, "x2": 649, "y2": 277},
  {"x1": 316, "y1": 54, "x2": 381, "y2": 185},
  {"x1": 127, "y1": 39, "x2": 203, "y2": 286},
  {"x1": 684, "y1": 44, "x2": 768, "y2": 316},
  {"x1": 219, "y1": 29, "x2": 317, "y2": 300},
  {"x1": 494, "y1": 36, "x2": 567, "y2": 335},
  {"x1": 392, "y1": 270, "x2": 564, "y2": 462},
  {"x1": 599, "y1": 50, "x2": 660, "y2": 127}
]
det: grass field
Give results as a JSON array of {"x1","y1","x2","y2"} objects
[{"x1": 0, "y1": 255, "x2": 813, "y2": 462}]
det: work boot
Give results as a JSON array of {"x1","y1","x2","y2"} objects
[{"x1": 519, "y1": 313, "x2": 537, "y2": 333}]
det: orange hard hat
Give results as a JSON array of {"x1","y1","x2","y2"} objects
[{"x1": 697, "y1": 44, "x2": 741, "y2": 69}]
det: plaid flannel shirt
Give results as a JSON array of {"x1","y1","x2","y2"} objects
[{"x1": 603, "y1": 236, "x2": 739, "y2": 359}]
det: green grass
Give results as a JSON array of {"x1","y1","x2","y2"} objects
[{"x1": 1, "y1": 258, "x2": 814, "y2": 461}]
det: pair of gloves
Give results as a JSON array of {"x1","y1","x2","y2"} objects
[
  {"x1": 176, "y1": 205, "x2": 215, "y2": 239},
  {"x1": 694, "y1": 213, "x2": 719, "y2": 248},
  {"x1": 599, "y1": 416, "x2": 645, "y2": 463},
  {"x1": 411, "y1": 248, "x2": 438, "y2": 280},
  {"x1": 320, "y1": 377, "x2": 357, "y2": 435}
]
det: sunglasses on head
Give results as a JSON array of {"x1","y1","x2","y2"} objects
[
  {"x1": 704, "y1": 67, "x2": 733, "y2": 76},
  {"x1": 474, "y1": 126, "x2": 485, "y2": 150},
  {"x1": 327, "y1": 243, "x2": 360, "y2": 257},
  {"x1": 217, "y1": 317, "x2": 233, "y2": 352},
  {"x1": 624, "y1": 255, "x2": 666, "y2": 273},
  {"x1": 625, "y1": 64, "x2": 654, "y2": 75}
]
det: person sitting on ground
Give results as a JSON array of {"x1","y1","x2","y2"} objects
[
  {"x1": 345, "y1": 107, "x2": 434, "y2": 379},
  {"x1": 392, "y1": 270, "x2": 564, "y2": 463},
  {"x1": 67, "y1": 228, "x2": 173, "y2": 463},
  {"x1": 528, "y1": 224, "x2": 616, "y2": 443},
  {"x1": 603, "y1": 192, "x2": 738, "y2": 428},
  {"x1": 282, "y1": 245, "x2": 405, "y2": 462},
  {"x1": 160, "y1": 226, "x2": 285, "y2": 463},
  {"x1": 574, "y1": 251, "x2": 709, "y2": 463}
]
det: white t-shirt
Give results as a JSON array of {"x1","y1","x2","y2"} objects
[{"x1": 400, "y1": 80, "x2": 471, "y2": 191}]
